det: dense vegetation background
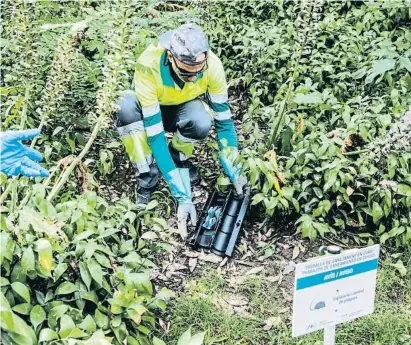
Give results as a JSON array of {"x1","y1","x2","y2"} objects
[{"x1": 1, "y1": 1, "x2": 410, "y2": 344}]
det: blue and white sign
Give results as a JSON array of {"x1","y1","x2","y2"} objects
[{"x1": 292, "y1": 245, "x2": 380, "y2": 337}]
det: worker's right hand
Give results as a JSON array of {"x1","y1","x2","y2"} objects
[
  {"x1": 233, "y1": 175, "x2": 248, "y2": 198},
  {"x1": 177, "y1": 202, "x2": 197, "y2": 239}
]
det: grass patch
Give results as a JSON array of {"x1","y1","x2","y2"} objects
[
  {"x1": 236, "y1": 275, "x2": 287, "y2": 319},
  {"x1": 165, "y1": 247, "x2": 411, "y2": 345},
  {"x1": 168, "y1": 298, "x2": 265, "y2": 345}
]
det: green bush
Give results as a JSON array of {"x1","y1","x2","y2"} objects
[{"x1": 195, "y1": 0, "x2": 411, "y2": 244}]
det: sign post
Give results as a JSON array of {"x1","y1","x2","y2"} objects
[
  {"x1": 292, "y1": 245, "x2": 380, "y2": 342},
  {"x1": 324, "y1": 326, "x2": 335, "y2": 345}
]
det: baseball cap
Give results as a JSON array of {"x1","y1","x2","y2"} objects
[{"x1": 159, "y1": 23, "x2": 209, "y2": 66}]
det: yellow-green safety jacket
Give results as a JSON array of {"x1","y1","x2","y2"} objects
[{"x1": 134, "y1": 44, "x2": 238, "y2": 199}]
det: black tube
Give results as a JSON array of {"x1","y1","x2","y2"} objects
[
  {"x1": 211, "y1": 247, "x2": 225, "y2": 256},
  {"x1": 219, "y1": 214, "x2": 236, "y2": 234},
  {"x1": 198, "y1": 229, "x2": 214, "y2": 247},
  {"x1": 212, "y1": 231, "x2": 231, "y2": 252},
  {"x1": 226, "y1": 198, "x2": 241, "y2": 216}
]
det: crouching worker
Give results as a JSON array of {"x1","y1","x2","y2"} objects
[{"x1": 113, "y1": 23, "x2": 247, "y2": 237}]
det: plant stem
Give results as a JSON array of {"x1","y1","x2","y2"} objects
[
  {"x1": 268, "y1": 0, "x2": 315, "y2": 148},
  {"x1": 0, "y1": 85, "x2": 31, "y2": 205},
  {"x1": 47, "y1": 117, "x2": 103, "y2": 202},
  {"x1": 342, "y1": 149, "x2": 370, "y2": 156},
  {"x1": 269, "y1": 61, "x2": 299, "y2": 148},
  {"x1": 19, "y1": 84, "x2": 31, "y2": 128}
]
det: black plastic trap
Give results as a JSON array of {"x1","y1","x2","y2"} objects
[{"x1": 189, "y1": 186, "x2": 251, "y2": 257}]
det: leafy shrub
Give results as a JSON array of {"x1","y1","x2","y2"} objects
[
  {"x1": 194, "y1": 0, "x2": 411, "y2": 244},
  {"x1": 0, "y1": 189, "x2": 177, "y2": 345}
]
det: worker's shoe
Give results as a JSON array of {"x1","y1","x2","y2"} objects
[
  {"x1": 135, "y1": 185, "x2": 154, "y2": 206},
  {"x1": 134, "y1": 163, "x2": 159, "y2": 207},
  {"x1": 176, "y1": 159, "x2": 200, "y2": 185}
]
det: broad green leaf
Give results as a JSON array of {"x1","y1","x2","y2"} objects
[
  {"x1": 84, "y1": 330, "x2": 112, "y2": 345},
  {"x1": 156, "y1": 287, "x2": 176, "y2": 300},
  {"x1": 9, "y1": 313, "x2": 37, "y2": 345},
  {"x1": 251, "y1": 193, "x2": 265, "y2": 205},
  {"x1": 141, "y1": 231, "x2": 158, "y2": 240},
  {"x1": 37, "y1": 199, "x2": 57, "y2": 217},
  {"x1": 21, "y1": 247, "x2": 35, "y2": 272},
  {"x1": 74, "y1": 230, "x2": 95, "y2": 242},
  {"x1": 153, "y1": 337, "x2": 166, "y2": 345},
  {"x1": 12, "y1": 303, "x2": 32, "y2": 315},
  {"x1": 178, "y1": 327, "x2": 192, "y2": 345},
  {"x1": 95, "y1": 309, "x2": 109, "y2": 329},
  {"x1": 188, "y1": 331, "x2": 206, "y2": 345},
  {"x1": 55, "y1": 281, "x2": 77, "y2": 295},
  {"x1": 282, "y1": 187, "x2": 294, "y2": 201},
  {"x1": 372, "y1": 202, "x2": 383, "y2": 224},
  {"x1": 99, "y1": 228, "x2": 119, "y2": 238},
  {"x1": 379, "y1": 232, "x2": 390, "y2": 244},
  {"x1": 37, "y1": 239, "x2": 53, "y2": 275},
  {"x1": 365, "y1": 72, "x2": 377, "y2": 85},
  {"x1": 390, "y1": 260, "x2": 407, "y2": 277},
  {"x1": 145, "y1": 199, "x2": 158, "y2": 210},
  {"x1": 0, "y1": 277, "x2": 9, "y2": 286},
  {"x1": 88, "y1": 259, "x2": 103, "y2": 286},
  {"x1": 119, "y1": 240, "x2": 134, "y2": 255},
  {"x1": 19, "y1": 208, "x2": 61, "y2": 236},
  {"x1": 352, "y1": 67, "x2": 367, "y2": 79},
  {"x1": 53, "y1": 262, "x2": 68, "y2": 282},
  {"x1": 39, "y1": 328, "x2": 59, "y2": 342},
  {"x1": 0, "y1": 291, "x2": 14, "y2": 331},
  {"x1": 30, "y1": 305, "x2": 46, "y2": 329},
  {"x1": 397, "y1": 184, "x2": 411, "y2": 196},
  {"x1": 301, "y1": 180, "x2": 312, "y2": 191},
  {"x1": 79, "y1": 262, "x2": 92, "y2": 290},
  {"x1": 11, "y1": 282, "x2": 30, "y2": 303},
  {"x1": 293, "y1": 92, "x2": 322, "y2": 104},
  {"x1": 81, "y1": 291, "x2": 99, "y2": 304},
  {"x1": 152, "y1": 217, "x2": 168, "y2": 229},
  {"x1": 122, "y1": 251, "x2": 141, "y2": 263},
  {"x1": 78, "y1": 314, "x2": 96, "y2": 332},
  {"x1": 49, "y1": 304, "x2": 69, "y2": 321},
  {"x1": 379, "y1": 114, "x2": 391, "y2": 128},
  {"x1": 94, "y1": 252, "x2": 111, "y2": 268},
  {"x1": 399, "y1": 57, "x2": 411, "y2": 72},
  {"x1": 59, "y1": 314, "x2": 75, "y2": 338},
  {"x1": 67, "y1": 328, "x2": 88, "y2": 339},
  {"x1": 124, "y1": 272, "x2": 152, "y2": 295},
  {"x1": 371, "y1": 58, "x2": 395, "y2": 75}
]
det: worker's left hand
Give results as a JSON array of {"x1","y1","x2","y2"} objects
[
  {"x1": 177, "y1": 202, "x2": 197, "y2": 239},
  {"x1": 0, "y1": 129, "x2": 49, "y2": 178},
  {"x1": 233, "y1": 175, "x2": 247, "y2": 198}
]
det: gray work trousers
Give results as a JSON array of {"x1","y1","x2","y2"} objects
[{"x1": 114, "y1": 91, "x2": 212, "y2": 189}]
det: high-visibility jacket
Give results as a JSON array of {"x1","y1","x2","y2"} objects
[{"x1": 134, "y1": 44, "x2": 238, "y2": 198}]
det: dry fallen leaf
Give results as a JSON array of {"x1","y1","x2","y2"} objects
[
  {"x1": 224, "y1": 294, "x2": 248, "y2": 307},
  {"x1": 159, "y1": 318, "x2": 170, "y2": 334},
  {"x1": 346, "y1": 186, "x2": 354, "y2": 196},
  {"x1": 188, "y1": 258, "x2": 197, "y2": 272},
  {"x1": 183, "y1": 251, "x2": 200, "y2": 258},
  {"x1": 245, "y1": 266, "x2": 264, "y2": 276},
  {"x1": 168, "y1": 263, "x2": 186, "y2": 272},
  {"x1": 220, "y1": 257, "x2": 229, "y2": 267},
  {"x1": 233, "y1": 306, "x2": 251, "y2": 318},
  {"x1": 266, "y1": 275, "x2": 280, "y2": 283},
  {"x1": 199, "y1": 252, "x2": 223, "y2": 264},
  {"x1": 263, "y1": 316, "x2": 282, "y2": 330},
  {"x1": 292, "y1": 246, "x2": 300, "y2": 260},
  {"x1": 283, "y1": 261, "x2": 296, "y2": 275}
]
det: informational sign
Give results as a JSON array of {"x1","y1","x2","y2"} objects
[{"x1": 292, "y1": 245, "x2": 380, "y2": 337}]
